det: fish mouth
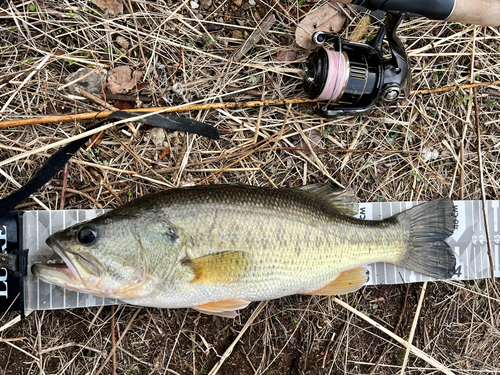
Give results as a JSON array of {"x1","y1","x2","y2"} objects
[{"x1": 31, "y1": 236, "x2": 87, "y2": 292}]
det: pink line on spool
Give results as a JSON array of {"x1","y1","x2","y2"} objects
[{"x1": 317, "y1": 50, "x2": 347, "y2": 102}]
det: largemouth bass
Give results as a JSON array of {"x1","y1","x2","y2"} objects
[{"x1": 32, "y1": 184, "x2": 456, "y2": 317}]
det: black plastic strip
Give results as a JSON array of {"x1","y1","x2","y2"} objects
[{"x1": 117, "y1": 111, "x2": 220, "y2": 140}]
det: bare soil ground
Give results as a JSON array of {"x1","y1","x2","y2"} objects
[{"x1": 1, "y1": 0, "x2": 500, "y2": 374}]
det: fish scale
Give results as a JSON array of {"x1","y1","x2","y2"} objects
[{"x1": 124, "y1": 186, "x2": 407, "y2": 306}]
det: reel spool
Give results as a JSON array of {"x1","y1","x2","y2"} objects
[{"x1": 302, "y1": 12, "x2": 411, "y2": 117}]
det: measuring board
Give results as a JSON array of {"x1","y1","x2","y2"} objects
[{"x1": 2, "y1": 200, "x2": 499, "y2": 312}]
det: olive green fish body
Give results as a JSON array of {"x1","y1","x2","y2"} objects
[
  {"x1": 123, "y1": 186, "x2": 402, "y2": 307},
  {"x1": 32, "y1": 185, "x2": 456, "y2": 316}
]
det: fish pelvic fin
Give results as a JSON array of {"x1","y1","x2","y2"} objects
[
  {"x1": 302, "y1": 267, "x2": 369, "y2": 296},
  {"x1": 192, "y1": 299, "x2": 251, "y2": 318},
  {"x1": 184, "y1": 251, "x2": 250, "y2": 285},
  {"x1": 397, "y1": 198, "x2": 456, "y2": 279},
  {"x1": 294, "y1": 184, "x2": 359, "y2": 216}
]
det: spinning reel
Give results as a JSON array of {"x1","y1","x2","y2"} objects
[
  {"x1": 302, "y1": 0, "x2": 500, "y2": 117},
  {"x1": 302, "y1": 12, "x2": 410, "y2": 117}
]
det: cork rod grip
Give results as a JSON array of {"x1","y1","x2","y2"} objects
[{"x1": 446, "y1": 0, "x2": 500, "y2": 26}]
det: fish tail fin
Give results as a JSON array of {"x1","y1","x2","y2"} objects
[{"x1": 397, "y1": 198, "x2": 456, "y2": 279}]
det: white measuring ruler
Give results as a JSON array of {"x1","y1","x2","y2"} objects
[{"x1": 23, "y1": 201, "x2": 500, "y2": 310}]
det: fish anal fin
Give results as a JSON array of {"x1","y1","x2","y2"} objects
[
  {"x1": 303, "y1": 267, "x2": 369, "y2": 296},
  {"x1": 184, "y1": 251, "x2": 249, "y2": 285},
  {"x1": 192, "y1": 299, "x2": 250, "y2": 318}
]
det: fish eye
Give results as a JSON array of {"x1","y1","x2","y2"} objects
[{"x1": 77, "y1": 225, "x2": 98, "y2": 246}]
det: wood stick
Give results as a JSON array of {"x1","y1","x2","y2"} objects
[
  {"x1": 2, "y1": 79, "x2": 499, "y2": 130},
  {"x1": 473, "y1": 88, "x2": 495, "y2": 280},
  {"x1": 232, "y1": 13, "x2": 276, "y2": 62},
  {"x1": 111, "y1": 305, "x2": 117, "y2": 375},
  {"x1": 0, "y1": 97, "x2": 317, "y2": 129},
  {"x1": 400, "y1": 282, "x2": 427, "y2": 375},
  {"x1": 2, "y1": 78, "x2": 498, "y2": 131},
  {"x1": 0, "y1": 337, "x2": 26, "y2": 342},
  {"x1": 368, "y1": 284, "x2": 410, "y2": 375},
  {"x1": 95, "y1": 307, "x2": 142, "y2": 375},
  {"x1": 411, "y1": 79, "x2": 500, "y2": 95},
  {"x1": 208, "y1": 301, "x2": 267, "y2": 375},
  {"x1": 321, "y1": 333, "x2": 336, "y2": 368},
  {"x1": 333, "y1": 297, "x2": 455, "y2": 375}
]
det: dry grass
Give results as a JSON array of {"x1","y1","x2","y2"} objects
[{"x1": 1, "y1": 0, "x2": 500, "y2": 374}]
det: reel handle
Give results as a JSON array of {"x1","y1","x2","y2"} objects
[{"x1": 334, "y1": 0, "x2": 500, "y2": 26}]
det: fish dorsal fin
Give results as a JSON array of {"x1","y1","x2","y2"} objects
[
  {"x1": 184, "y1": 251, "x2": 250, "y2": 285},
  {"x1": 192, "y1": 299, "x2": 250, "y2": 318},
  {"x1": 295, "y1": 184, "x2": 359, "y2": 216},
  {"x1": 303, "y1": 267, "x2": 369, "y2": 296}
]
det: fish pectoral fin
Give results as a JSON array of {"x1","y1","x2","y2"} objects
[
  {"x1": 303, "y1": 267, "x2": 369, "y2": 296},
  {"x1": 192, "y1": 299, "x2": 251, "y2": 318},
  {"x1": 294, "y1": 184, "x2": 359, "y2": 216},
  {"x1": 184, "y1": 251, "x2": 250, "y2": 285}
]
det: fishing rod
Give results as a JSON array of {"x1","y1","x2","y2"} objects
[
  {"x1": 302, "y1": 0, "x2": 500, "y2": 117},
  {"x1": 337, "y1": 0, "x2": 500, "y2": 26}
]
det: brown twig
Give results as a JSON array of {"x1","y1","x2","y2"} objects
[
  {"x1": 80, "y1": 89, "x2": 116, "y2": 111},
  {"x1": 59, "y1": 163, "x2": 68, "y2": 210},
  {"x1": 0, "y1": 97, "x2": 317, "y2": 129},
  {"x1": 99, "y1": 93, "x2": 153, "y2": 103},
  {"x1": 321, "y1": 332, "x2": 336, "y2": 368},
  {"x1": 0, "y1": 337, "x2": 26, "y2": 342},
  {"x1": 197, "y1": 128, "x2": 290, "y2": 184},
  {"x1": 411, "y1": 79, "x2": 500, "y2": 95},
  {"x1": 274, "y1": 147, "x2": 418, "y2": 154},
  {"x1": 400, "y1": 282, "x2": 427, "y2": 375},
  {"x1": 334, "y1": 297, "x2": 454, "y2": 375},
  {"x1": 254, "y1": 75, "x2": 266, "y2": 143},
  {"x1": 368, "y1": 285, "x2": 410, "y2": 375},
  {"x1": 111, "y1": 305, "x2": 117, "y2": 375},
  {"x1": 95, "y1": 307, "x2": 142, "y2": 375},
  {"x1": 473, "y1": 87, "x2": 495, "y2": 280}
]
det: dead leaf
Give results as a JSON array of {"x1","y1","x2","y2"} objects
[
  {"x1": 295, "y1": 3, "x2": 346, "y2": 50},
  {"x1": 92, "y1": 0, "x2": 123, "y2": 18},
  {"x1": 276, "y1": 51, "x2": 297, "y2": 62},
  {"x1": 106, "y1": 66, "x2": 144, "y2": 95}
]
